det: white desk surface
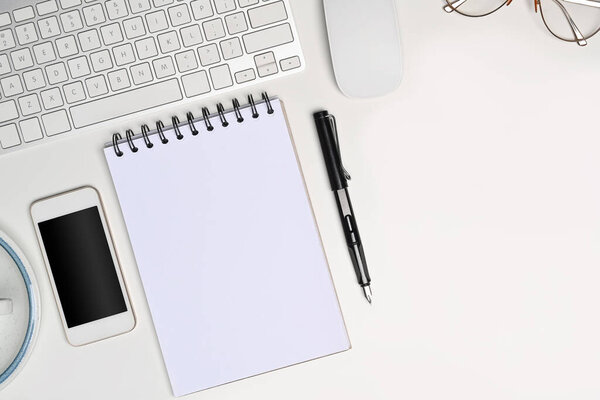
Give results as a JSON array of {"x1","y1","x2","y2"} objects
[{"x1": 2, "y1": 1, "x2": 600, "y2": 399}]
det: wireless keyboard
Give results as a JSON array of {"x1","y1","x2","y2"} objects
[{"x1": 0, "y1": 0, "x2": 304, "y2": 155}]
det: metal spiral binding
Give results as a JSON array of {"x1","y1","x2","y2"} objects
[
  {"x1": 202, "y1": 107, "x2": 214, "y2": 131},
  {"x1": 172, "y1": 116, "x2": 184, "y2": 140},
  {"x1": 187, "y1": 112, "x2": 199, "y2": 135},
  {"x1": 156, "y1": 120, "x2": 168, "y2": 144},
  {"x1": 216, "y1": 103, "x2": 229, "y2": 127},
  {"x1": 111, "y1": 92, "x2": 274, "y2": 156},
  {"x1": 140, "y1": 124, "x2": 153, "y2": 148},
  {"x1": 113, "y1": 133, "x2": 124, "y2": 157},
  {"x1": 232, "y1": 98, "x2": 244, "y2": 123},
  {"x1": 125, "y1": 129, "x2": 138, "y2": 152},
  {"x1": 248, "y1": 94, "x2": 259, "y2": 118},
  {"x1": 262, "y1": 92, "x2": 274, "y2": 114}
]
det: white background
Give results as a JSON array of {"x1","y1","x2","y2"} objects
[{"x1": 2, "y1": 0, "x2": 600, "y2": 399}]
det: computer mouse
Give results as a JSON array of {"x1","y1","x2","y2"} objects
[{"x1": 323, "y1": 0, "x2": 403, "y2": 98}]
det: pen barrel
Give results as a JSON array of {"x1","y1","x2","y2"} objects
[
  {"x1": 335, "y1": 189, "x2": 370, "y2": 286},
  {"x1": 313, "y1": 111, "x2": 348, "y2": 190},
  {"x1": 349, "y1": 243, "x2": 371, "y2": 286}
]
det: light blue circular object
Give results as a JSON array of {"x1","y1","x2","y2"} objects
[{"x1": 0, "y1": 231, "x2": 40, "y2": 390}]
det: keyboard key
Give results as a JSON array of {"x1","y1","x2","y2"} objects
[
  {"x1": 90, "y1": 49, "x2": 113, "y2": 72},
  {"x1": 106, "y1": 0, "x2": 129, "y2": 20},
  {"x1": 14, "y1": 7, "x2": 35, "y2": 23},
  {"x1": 0, "y1": 14, "x2": 11, "y2": 28},
  {"x1": 280, "y1": 55, "x2": 300, "y2": 71},
  {"x1": 123, "y1": 17, "x2": 146, "y2": 39},
  {"x1": 46, "y1": 62, "x2": 69, "y2": 84},
  {"x1": 234, "y1": 68, "x2": 255, "y2": 83},
  {"x1": 23, "y1": 69, "x2": 46, "y2": 90},
  {"x1": 130, "y1": 62, "x2": 153, "y2": 84},
  {"x1": 0, "y1": 100, "x2": 19, "y2": 123},
  {"x1": 60, "y1": 0, "x2": 82, "y2": 9},
  {"x1": 238, "y1": 0, "x2": 259, "y2": 7},
  {"x1": 113, "y1": 43, "x2": 136, "y2": 66},
  {"x1": 64, "y1": 81, "x2": 87, "y2": 103},
  {"x1": 191, "y1": 0, "x2": 214, "y2": 20},
  {"x1": 38, "y1": 17, "x2": 62, "y2": 39},
  {"x1": 0, "y1": 54, "x2": 11, "y2": 75},
  {"x1": 37, "y1": 1, "x2": 59, "y2": 16},
  {"x1": 157, "y1": 31, "x2": 180, "y2": 53},
  {"x1": 85, "y1": 75, "x2": 109, "y2": 97},
  {"x1": 0, "y1": 30, "x2": 16, "y2": 51},
  {"x1": 11, "y1": 48, "x2": 34, "y2": 71},
  {"x1": 42, "y1": 109, "x2": 70, "y2": 136},
  {"x1": 248, "y1": 2, "x2": 287, "y2": 28},
  {"x1": 198, "y1": 43, "x2": 220, "y2": 66},
  {"x1": 41, "y1": 87, "x2": 64, "y2": 109},
  {"x1": 254, "y1": 51, "x2": 274, "y2": 66},
  {"x1": 128, "y1": 0, "x2": 151, "y2": 14},
  {"x1": 203, "y1": 19, "x2": 226, "y2": 41},
  {"x1": 33, "y1": 42, "x2": 57, "y2": 64},
  {"x1": 255, "y1": 51, "x2": 277, "y2": 77},
  {"x1": 68, "y1": 56, "x2": 91, "y2": 78},
  {"x1": 70, "y1": 79, "x2": 183, "y2": 128},
  {"x1": 20, "y1": 118, "x2": 44, "y2": 143},
  {"x1": 56, "y1": 35, "x2": 78, "y2": 57},
  {"x1": 0, "y1": 124, "x2": 20, "y2": 149},
  {"x1": 180, "y1": 25, "x2": 203, "y2": 47},
  {"x1": 60, "y1": 11, "x2": 84, "y2": 33},
  {"x1": 220, "y1": 37, "x2": 243, "y2": 60},
  {"x1": 152, "y1": 56, "x2": 175, "y2": 78},
  {"x1": 214, "y1": 0, "x2": 236, "y2": 14},
  {"x1": 15, "y1": 23, "x2": 39, "y2": 45},
  {"x1": 108, "y1": 68, "x2": 131, "y2": 90},
  {"x1": 209, "y1": 64, "x2": 232, "y2": 89},
  {"x1": 135, "y1": 37, "x2": 158, "y2": 59},
  {"x1": 0, "y1": 0, "x2": 302, "y2": 153},
  {"x1": 100, "y1": 23, "x2": 124, "y2": 45},
  {"x1": 175, "y1": 50, "x2": 198, "y2": 73},
  {"x1": 181, "y1": 70, "x2": 210, "y2": 97},
  {"x1": 82, "y1": 4, "x2": 106, "y2": 26},
  {"x1": 78, "y1": 29, "x2": 102, "y2": 51},
  {"x1": 243, "y1": 23, "x2": 293, "y2": 53},
  {"x1": 146, "y1": 10, "x2": 169, "y2": 33},
  {"x1": 1, "y1": 75, "x2": 24, "y2": 97},
  {"x1": 225, "y1": 12, "x2": 248, "y2": 35},
  {"x1": 18, "y1": 93, "x2": 42, "y2": 116},
  {"x1": 168, "y1": 4, "x2": 191, "y2": 26}
]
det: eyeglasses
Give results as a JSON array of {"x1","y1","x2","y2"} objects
[{"x1": 444, "y1": 0, "x2": 600, "y2": 46}]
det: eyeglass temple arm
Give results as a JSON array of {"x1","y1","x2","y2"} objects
[
  {"x1": 542, "y1": 0, "x2": 588, "y2": 46},
  {"x1": 444, "y1": 0, "x2": 513, "y2": 13}
]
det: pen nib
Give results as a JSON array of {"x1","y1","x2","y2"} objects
[{"x1": 362, "y1": 285, "x2": 372, "y2": 304}]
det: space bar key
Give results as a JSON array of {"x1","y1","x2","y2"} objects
[{"x1": 70, "y1": 79, "x2": 183, "y2": 129}]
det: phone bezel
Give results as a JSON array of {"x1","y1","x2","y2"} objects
[{"x1": 31, "y1": 186, "x2": 135, "y2": 346}]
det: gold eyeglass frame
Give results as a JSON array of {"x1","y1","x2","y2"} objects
[{"x1": 444, "y1": 0, "x2": 600, "y2": 46}]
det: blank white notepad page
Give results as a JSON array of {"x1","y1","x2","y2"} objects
[{"x1": 104, "y1": 99, "x2": 350, "y2": 397}]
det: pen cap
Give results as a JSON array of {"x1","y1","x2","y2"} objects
[{"x1": 313, "y1": 111, "x2": 348, "y2": 191}]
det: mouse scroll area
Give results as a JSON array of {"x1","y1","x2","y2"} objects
[{"x1": 323, "y1": 0, "x2": 403, "y2": 98}]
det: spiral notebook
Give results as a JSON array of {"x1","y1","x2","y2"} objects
[{"x1": 103, "y1": 94, "x2": 350, "y2": 397}]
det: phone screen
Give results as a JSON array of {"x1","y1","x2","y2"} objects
[{"x1": 38, "y1": 206, "x2": 127, "y2": 328}]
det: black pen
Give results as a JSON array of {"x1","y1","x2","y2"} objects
[{"x1": 313, "y1": 110, "x2": 372, "y2": 304}]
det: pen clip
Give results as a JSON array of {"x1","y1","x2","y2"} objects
[{"x1": 327, "y1": 114, "x2": 351, "y2": 181}]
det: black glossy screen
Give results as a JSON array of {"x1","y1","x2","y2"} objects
[{"x1": 38, "y1": 207, "x2": 127, "y2": 328}]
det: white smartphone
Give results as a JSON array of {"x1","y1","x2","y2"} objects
[{"x1": 31, "y1": 186, "x2": 135, "y2": 346}]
